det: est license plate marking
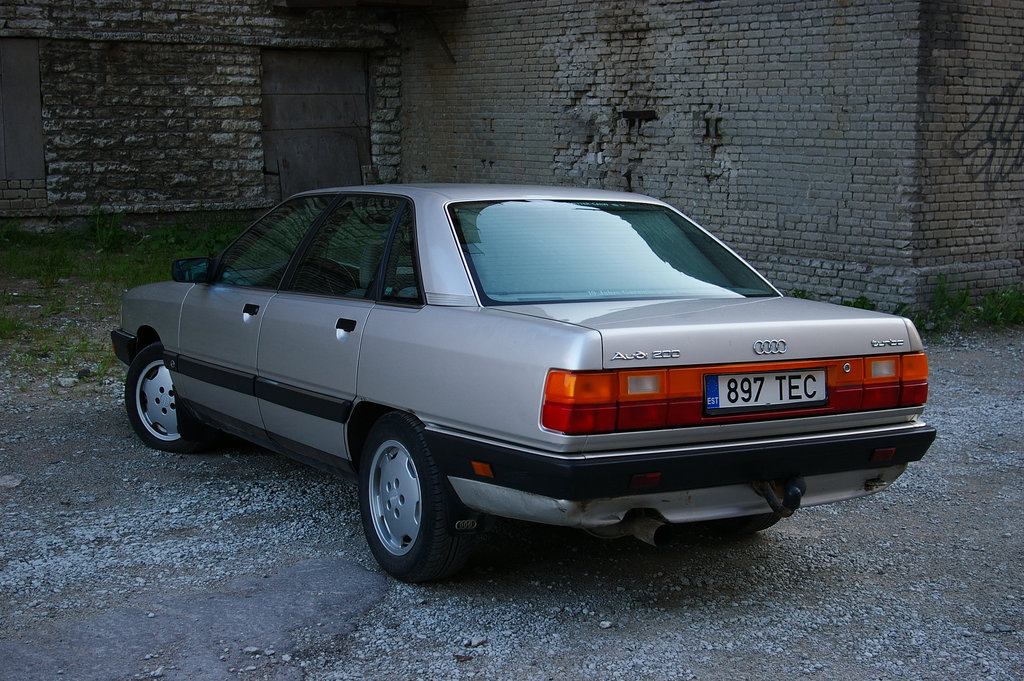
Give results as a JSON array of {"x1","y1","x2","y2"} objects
[{"x1": 704, "y1": 369, "x2": 827, "y2": 412}]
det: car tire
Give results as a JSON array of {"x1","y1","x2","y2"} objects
[
  {"x1": 359, "y1": 412, "x2": 473, "y2": 582},
  {"x1": 700, "y1": 511, "x2": 784, "y2": 535},
  {"x1": 125, "y1": 342, "x2": 209, "y2": 453}
]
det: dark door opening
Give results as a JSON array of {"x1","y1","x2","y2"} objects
[{"x1": 261, "y1": 50, "x2": 370, "y2": 198}]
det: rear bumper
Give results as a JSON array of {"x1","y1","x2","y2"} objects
[
  {"x1": 426, "y1": 421, "x2": 935, "y2": 527},
  {"x1": 449, "y1": 464, "x2": 909, "y2": 529}
]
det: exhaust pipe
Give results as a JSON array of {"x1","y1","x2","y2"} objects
[{"x1": 628, "y1": 516, "x2": 672, "y2": 547}]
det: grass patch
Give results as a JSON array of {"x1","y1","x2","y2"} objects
[
  {"x1": 0, "y1": 212, "x2": 243, "y2": 385},
  {"x1": 0, "y1": 310, "x2": 26, "y2": 339},
  {"x1": 2, "y1": 212, "x2": 242, "y2": 291}
]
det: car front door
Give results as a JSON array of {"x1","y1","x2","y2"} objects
[
  {"x1": 173, "y1": 195, "x2": 334, "y2": 437},
  {"x1": 255, "y1": 194, "x2": 413, "y2": 466}
]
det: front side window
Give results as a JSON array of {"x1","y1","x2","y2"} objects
[
  {"x1": 448, "y1": 200, "x2": 776, "y2": 304},
  {"x1": 288, "y1": 195, "x2": 405, "y2": 299},
  {"x1": 217, "y1": 195, "x2": 332, "y2": 288}
]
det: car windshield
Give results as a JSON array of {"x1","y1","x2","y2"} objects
[{"x1": 448, "y1": 199, "x2": 777, "y2": 304}]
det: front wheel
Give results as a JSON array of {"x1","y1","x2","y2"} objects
[
  {"x1": 124, "y1": 342, "x2": 208, "y2": 453},
  {"x1": 358, "y1": 412, "x2": 473, "y2": 582}
]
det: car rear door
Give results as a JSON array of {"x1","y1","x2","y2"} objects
[
  {"x1": 173, "y1": 195, "x2": 334, "y2": 437},
  {"x1": 255, "y1": 194, "x2": 414, "y2": 464}
]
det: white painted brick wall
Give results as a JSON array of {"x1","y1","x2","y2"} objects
[{"x1": 400, "y1": 0, "x2": 1023, "y2": 309}]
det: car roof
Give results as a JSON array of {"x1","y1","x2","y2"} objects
[{"x1": 293, "y1": 183, "x2": 665, "y2": 204}]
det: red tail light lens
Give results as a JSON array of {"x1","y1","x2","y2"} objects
[
  {"x1": 541, "y1": 402, "x2": 617, "y2": 435},
  {"x1": 541, "y1": 351, "x2": 929, "y2": 435}
]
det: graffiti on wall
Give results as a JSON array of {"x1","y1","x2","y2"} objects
[{"x1": 951, "y1": 75, "x2": 1024, "y2": 185}]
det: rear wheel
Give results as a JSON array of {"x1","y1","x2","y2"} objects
[
  {"x1": 358, "y1": 412, "x2": 473, "y2": 582},
  {"x1": 124, "y1": 342, "x2": 208, "y2": 453}
]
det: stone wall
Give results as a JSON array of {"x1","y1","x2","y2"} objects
[
  {"x1": 400, "y1": 0, "x2": 1023, "y2": 308},
  {"x1": 0, "y1": 0, "x2": 402, "y2": 217},
  {"x1": 40, "y1": 40, "x2": 265, "y2": 213}
]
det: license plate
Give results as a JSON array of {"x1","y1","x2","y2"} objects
[{"x1": 704, "y1": 369, "x2": 827, "y2": 412}]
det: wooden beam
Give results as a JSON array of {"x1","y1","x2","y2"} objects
[{"x1": 274, "y1": 0, "x2": 466, "y2": 9}]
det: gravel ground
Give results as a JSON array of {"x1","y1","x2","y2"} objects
[{"x1": 1, "y1": 328, "x2": 1021, "y2": 680}]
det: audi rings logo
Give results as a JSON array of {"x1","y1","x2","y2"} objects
[{"x1": 753, "y1": 339, "x2": 788, "y2": 355}]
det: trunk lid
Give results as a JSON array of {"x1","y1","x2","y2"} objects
[{"x1": 494, "y1": 296, "x2": 918, "y2": 368}]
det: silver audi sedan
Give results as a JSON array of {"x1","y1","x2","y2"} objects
[{"x1": 112, "y1": 184, "x2": 935, "y2": 581}]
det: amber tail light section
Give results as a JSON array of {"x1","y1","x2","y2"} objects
[{"x1": 542, "y1": 352, "x2": 929, "y2": 435}]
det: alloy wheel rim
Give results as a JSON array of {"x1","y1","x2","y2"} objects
[{"x1": 136, "y1": 360, "x2": 180, "y2": 441}]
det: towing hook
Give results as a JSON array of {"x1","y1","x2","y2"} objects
[
  {"x1": 753, "y1": 476, "x2": 807, "y2": 517},
  {"x1": 783, "y1": 476, "x2": 806, "y2": 511}
]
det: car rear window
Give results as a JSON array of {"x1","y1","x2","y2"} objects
[{"x1": 448, "y1": 200, "x2": 776, "y2": 304}]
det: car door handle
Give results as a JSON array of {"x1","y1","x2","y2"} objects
[
  {"x1": 242, "y1": 303, "x2": 260, "y2": 322},
  {"x1": 336, "y1": 318, "x2": 357, "y2": 340}
]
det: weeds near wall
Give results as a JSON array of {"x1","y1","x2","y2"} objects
[
  {"x1": 88, "y1": 205, "x2": 132, "y2": 251},
  {"x1": 841, "y1": 295, "x2": 877, "y2": 311},
  {"x1": 976, "y1": 286, "x2": 1024, "y2": 327},
  {"x1": 793, "y1": 276, "x2": 1024, "y2": 336},
  {"x1": 915, "y1": 277, "x2": 974, "y2": 333},
  {"x1": 915, "y1": 277, "x2": 1024, "y2": 334}
]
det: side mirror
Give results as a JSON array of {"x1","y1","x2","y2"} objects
[{"x1": 172, "y1": 257, "x2": 212, "y2": 283}]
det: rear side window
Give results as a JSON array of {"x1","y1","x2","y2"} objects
[
  {"x1": 448, "y1": 200, "x2": 775, "y2": 304},
  {"x1": 216, "y1": 195, "x2": 332, "y2": 288}
]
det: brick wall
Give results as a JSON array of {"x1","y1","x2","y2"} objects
[
  {"x1": 0, "y1": 0, "x2": 402, "y2": 217},
  {"x1": 917, "y1": 0, "x2": 1024, "y2": 301},
  {"x1": 0, "y1": 179, "x2": 46, "y2": 213},
  {"x1": 400, "y1": 0, "x2": 1022, "y2": 309}
]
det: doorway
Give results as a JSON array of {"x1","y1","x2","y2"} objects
[{"x1": 261, "y1": 50, "x2": 370, "y2": 198}]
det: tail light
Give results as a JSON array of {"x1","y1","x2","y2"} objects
[{"x1": 542, "y1": 352, "x2": 929, "y2": 435}]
